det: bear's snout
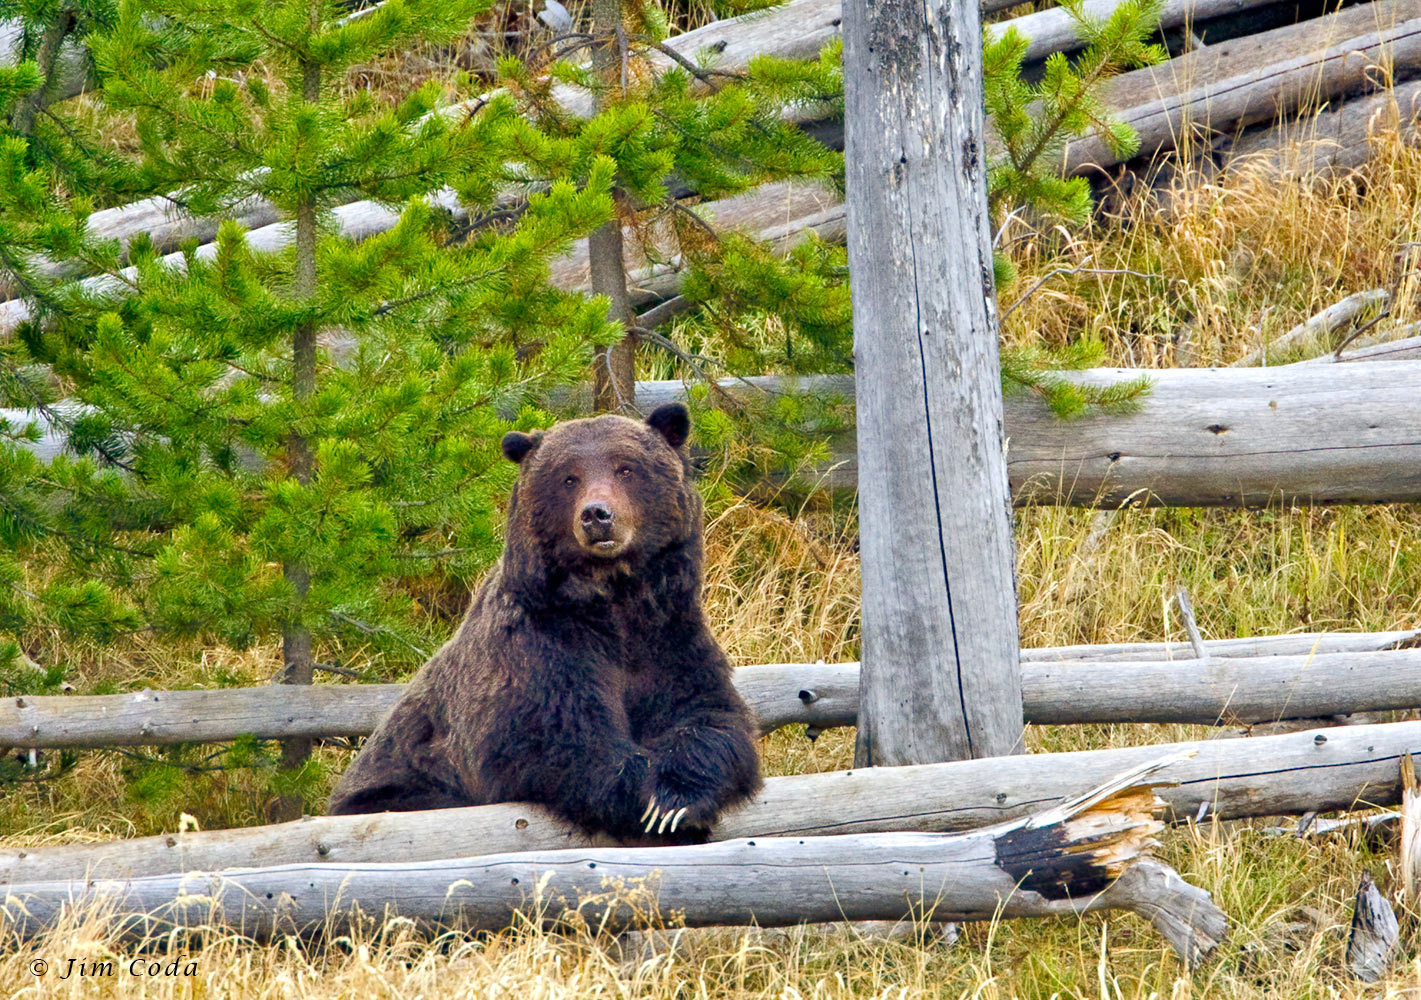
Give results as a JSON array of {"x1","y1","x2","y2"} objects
[
  {"x1": 574, "y1": 494, "x2": 634, "y2": 555},
  {"x1": 580, "y1": 501, "x2": 616, "y2": 541}
]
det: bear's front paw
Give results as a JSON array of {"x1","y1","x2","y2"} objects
[{"x1": 639, "y1": 790, "x2": 716, "y2": 837}]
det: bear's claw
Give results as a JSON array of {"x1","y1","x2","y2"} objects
[{"x1": 641, "y1": 801, "x2": 691, "y2": 835}]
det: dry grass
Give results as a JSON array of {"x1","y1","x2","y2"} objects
[{"x1": 7, "y1": 105, "x2": 1421, "y2": 1000}]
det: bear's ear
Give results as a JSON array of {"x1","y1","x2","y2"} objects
[
  {"x1": 646, "y1": 403, "x2": 690, "y2": 450},
  {"x1": 502, "y1": 430, "x2": 542, "y2": 464}
]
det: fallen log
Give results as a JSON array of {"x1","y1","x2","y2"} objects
[
  {"x1": 0, "y1": 756, "x2": 1228, "y2": 964},
  {"x1": 1231, "y1": 289, "x2": 1390, "y2": 366},
  {"x1": 1292, "y1": 328, "x2": 1421, "y2": 365},
  {"x1": 0, "y1": 21, "x2": 87, "y2": 106},
  {"x1": 1020, "y1": 629, "x2": 1421, "y2": 661},
  {"x1": 4, "y1": 719, "x2": 1419, "y2": 886},
  {"x1": 996, "y1": 0, "x2": 1287, "y2": 64},
  {"x1": 1224, "y1": 76, "x2": 1421, "y2": 177},
  {"x1": 10, "y1": 645, "x2": 1421, "y2": 748},
  {"x1": 13, "y1": 358, "x2": 1421, "y2": 504},
  {"x1": 1026, "y1": 648, "x2": 1421, "y2": 725},
  {"x1": 1064, "y1": 0, "x2": 1421, "y2": 174},
  {"x1": 628, "y1": 361, "x2": 1421, "y2": 504}
]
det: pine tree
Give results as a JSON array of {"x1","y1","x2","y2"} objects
[
  {"x1": 984, "y1": 0, "x2": 1168, "y2": 227},
  {"x1": 2, "y1": 0, "x2": 621, "y2": 815},
  {"x1": 497, "y1": 0, "x2": 841, "y2": 410}
]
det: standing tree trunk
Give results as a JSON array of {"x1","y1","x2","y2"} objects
[
  {"x1": 271, "y1": 27, "x2": 322, "y2": 822},
  {"x1": 845, "y1": 0, "x2": 1023, "y2": 766},
  {"x1": 9, "y1": 4, "x2": 77, "y2": 139},
  {"x1": 588, "y1": 0, "x2": 637, "y2": 413}
]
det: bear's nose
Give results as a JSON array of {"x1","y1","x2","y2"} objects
[{"x1": 581, "y1": 501, "x2": 614, "y2": 526}]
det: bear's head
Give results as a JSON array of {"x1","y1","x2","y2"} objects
[{"x1": 499, "y1": 404, "x2": 699, "y2": 602}]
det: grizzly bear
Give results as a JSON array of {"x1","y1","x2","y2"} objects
[{"x1": 327, "y1": 403, "x2": 762, "y2": 841}]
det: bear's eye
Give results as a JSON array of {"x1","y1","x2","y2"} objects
[
  {"x1": 564, "y1": 475, "x2": 579, "y2": 488},
  {"x1": 616, "y1": 465, "x2": 633, "y2": 479}
]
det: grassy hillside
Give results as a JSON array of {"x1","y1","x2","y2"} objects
[{"x1": 4, "y1": 113, "x2": 1421, "y2": 1000}]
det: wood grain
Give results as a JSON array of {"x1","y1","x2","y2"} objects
[{"x1": 843, "y1": 0, "x2": 1023, "y2": 767}]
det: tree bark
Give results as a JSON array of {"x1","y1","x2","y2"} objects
[
  {"x1": 7, "y1": 5, "x2": 77, "y2": 139},
  {"x1": 844, "y1": 0, "x2": 1022, "y2": 767},
  {"x1": 271, "y1": 38, "x2": 323, "y2": 822},
  {"x1": 589, "y1": 219, "x2": 638, "y2": 412},
  {"x1": 588, "y1": 0, "x2": 638, "y2": 413}
]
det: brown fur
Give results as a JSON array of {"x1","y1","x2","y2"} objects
[{"x1": 327, "y1": 404, "x2": 763, "y2": 841}]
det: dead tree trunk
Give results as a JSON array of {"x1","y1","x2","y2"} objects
[
  {"x1": 844, "y1": 0, "x2": 1023, "y2": 766},
  {"x1": 588, "y1": 0, "x2": 638, "y2": 413}
]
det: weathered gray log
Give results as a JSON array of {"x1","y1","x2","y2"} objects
[
  {"x1": 4, "y1": 719, "x2": 1421, "y2": 888},
  {"x1": 0, "y1": 20, "x2": 88, "y2": 105},
  {"x1": 1225, "y1": 77, "x2": 1421, "y2": 178},
  {"x1": 15, "y1": 359, "x2": 1421, "y2": 505},
  {"x1": 998, "y1": 361, "x2": 1421, "y2": 506},
  {"x1": 991, "y1": 0, "x2": 1285, "y2": 64},
  {"x1": 12, "y1": 646, "x2": 1421, "y2": 748},
  {"x1": 1293, "y1": 329, "x2": 1421, "y2": 365},
  {"x1": 1232, "y1": 289, "x2": 1390, "y2": 366},
  {"x1": 1265, "y1": 810, "x2": 1400, "y2": 839},
  {"x1": 634, "y1": 361, "x2": 1421, "y2": 504},
  {"x1": 1020, "y1": 629, "x2": 1421, "y2": 661},
  {"x1": 1064, "y1": 0, "x2": 1421, "y2": 174},
  {"x1": 0, "y1": 757, "x2": 1228, "y2": 964},
  {"x1": 1347, "y1": 873, "x2": 1399, "y2": 982},
  {"x1": 844, "y1": 0, "x2": 1023, "y2": 767},
  {"x1": 1024, "y1": 648, "x2": 1421, "y2": 725}
]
